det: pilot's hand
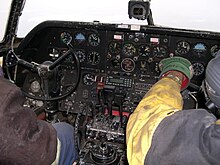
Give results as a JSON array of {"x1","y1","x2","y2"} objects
[{"x1": 159, "y1": 56, "x2": 194, "y2": 90}]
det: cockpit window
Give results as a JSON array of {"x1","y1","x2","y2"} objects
[
  {"x1": 0, "y1": 1, "x2": 12, "y2": 42},
  {"x1": 13, "y1": 0, "x2": 220, "y2": 37}
]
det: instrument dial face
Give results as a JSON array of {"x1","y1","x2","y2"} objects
[
  {"x1": 88, "y1": 51, "x2": 100, "y2": 65},
  {"x1": 193, "y1": 43, "x2": 207, "y2": 56},
  {"x1": 122, "y1": 43, "x2": 136, "y2": 56},
  {"x1": 210, "y1": 45, "x2": 220, "y2": 57},
  {"x1": 108, "y1": 41, "x2": 121, "y2": 54},
  {"x1": 88, "y1": 33, "x2": 100, "y2": 46},
  {"x1": 75, "y1": 50, "x2": 86, "y2": 62},
  {"x1": 74, "y1": 32, "x2": 86, "y2": 44},
  {"x1": 121, "y1": 58, "x2": 135, "y2": 72},
  {"x1": 60, "y1": 32, "x2": 72, "y2": 44},
  {"x1": 192, "y1": 62, "x2": 205, "y2": 76},
  {"x1": 152, "y1": 45, "x2": 167, "y2": 58},
  {"x1": 30, "y1": 80, "x2": 41, "y2": 93},
  {"x1": 83, "y1": 73, "x2": 95, "y2": 85},
  {"x1": 176, "y1": 41, "x2": 190, "y2": 55},
  {"x1": 138, "y1": 44, "x2": 151, "y2": 57}
]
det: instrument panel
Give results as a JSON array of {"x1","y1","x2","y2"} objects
[{"x1": 15, "y1": 21, "x2": 220, "y2": 114}]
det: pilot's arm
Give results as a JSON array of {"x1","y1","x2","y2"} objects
[
  {"x1": 0, "y1": 67, "x2": 77, "y2": 164},
  {"x1": 126, "y1": 57, "x2": 220, "y2": 165}
]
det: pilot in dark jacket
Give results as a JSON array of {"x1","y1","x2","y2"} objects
[
  {"x1": 126, "y1": 54, "x2": 220, "y2": 165},
  {"x1": 0, "y1": 69, "x2": 77, "y2": 164}
]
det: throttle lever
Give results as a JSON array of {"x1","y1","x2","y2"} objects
[
  {"x1": 103, "y1": 85, "x2": 115, "y2": 116},
  {"x1": 114, "y1": 93, "x2": 126, "y2": 128}
]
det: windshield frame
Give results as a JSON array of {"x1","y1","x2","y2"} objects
[
  {"x1": 2, "y1": 0, "x2": 220, "y2": 42},
  {"x1": 0, "y1": 0, "x2": 13, "y2": 43}
]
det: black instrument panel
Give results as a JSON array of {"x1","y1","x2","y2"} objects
[{"x1": 15, "y1": 21, "x2": 220, "y2": 114}]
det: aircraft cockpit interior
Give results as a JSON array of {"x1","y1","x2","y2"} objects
[{"x1": 1, "y1": 0, "x2": 220, "y2": 164}]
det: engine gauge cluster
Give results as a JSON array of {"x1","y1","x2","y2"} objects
[{"x1": 53, "y1": 24, "x2": 220, "y2": 89}]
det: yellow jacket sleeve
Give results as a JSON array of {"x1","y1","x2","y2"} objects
[{"x1": 126, "y1": 77, "x2": 183, "y2": 165}]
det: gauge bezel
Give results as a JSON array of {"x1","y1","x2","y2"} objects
[
  {"x1": 108, "y1": 41, "x2": 121, "y2": 55},
  {"x1": 60, "y1": 31, "x2": 72, "y2": 44},
  {"x1": 138, "y1": 44, "x2": 151, "y2": 57},
  {"x1": 152, "y1": 45, "x2": 167, "y2": 58},
  {"x1": 30, "y1": 80, "x2": 41, "y2": 93},
  {"x1": 176, "y1": 41, "x2": 190, "y2": 55},
  {"x1": 122, "y1": 43, "x2": 136, "y2": 57},
  {"x1": 88, "y1": 33, "x2": 101, "y2": 47},
  {"x1": 75, "y1": 49, "x2": 86, "y2": 62},
  {"x1": 192, "y1": 42, "x2": 207, "y2": 56},
  {"x1": 210, "y1": 44, "x2": 220, "y2": 57},
  {"x1": 87, "y1": 51, "x2": 100, "y2": 65},
  {"x1": 192, "y1": 62, "x2": 205, "y2": 76},
  {"x1": 121, "y1": 58, "x2": 135, "y2": 72},
  {"x1": 83, "y1": 73, "x2": 95, "y2": 85},
  {"x1": 74, "y1": 32, "x2": 86, "y2": 44}
]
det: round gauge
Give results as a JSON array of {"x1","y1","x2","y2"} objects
[
  {"x1": 152, "y1": 45, "x2": 167, "y2": 58},
  {"x1": 122, "y1": 43, "x2": 136, "y2": 56},
  {"x1": 176, "y1": 41, "x2": 190, "y2": 55},
  {"x1": 75, "y1": 50, "x2": 86, "y2": 62},
  {"x1": 108, "y1": 41, "x2": 121, "y2": 54},
  {"x1": 88, "y1": 33, "x2": 100, "y2": 46},
  {"x1": 83, "y1": 73, "x2": 95, "y2": 85},
  {"x1": 210, "y1": 45, "x2": 220, "y2": 57},
  {"x1": 74, "y1": 32, "x2": 86, "y2": 44},
  {"x1": 192, "y1": 62, "x2": 205, "y2": 76},
  {"x1": 138, "y1": 44, "x2": 151, "y2": 57},
  {"x1": 60, "y1": 32, "x2": 72, "y2": 44},
  {"x1": 121, "y1": 58, "x2": 135, "y2": 72},
  {"x1": 193, "y1": 43, "x2": 207, "y2": 56},
  {"x1": 30, "y1": 80, "x2": 41, "y2": 93},
  {"x1": 88, "y1": 51, "x2": 100, "y2": 65}
]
